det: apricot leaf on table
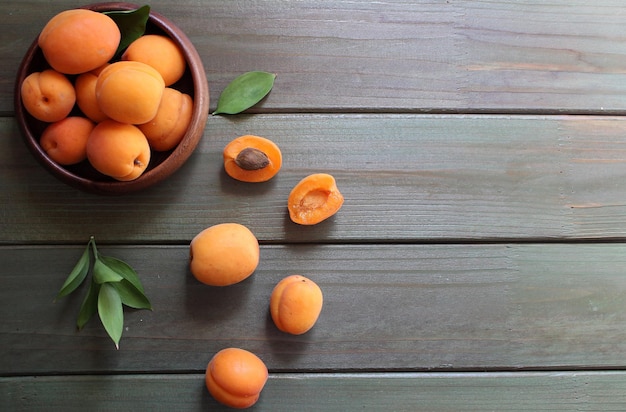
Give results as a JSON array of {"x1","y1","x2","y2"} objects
[
  {"x1": 213, "y1": 71, "x2": 276, "y2": 115},
  {"x1": 104, "y1": 5, "x2": 150, "y2": 57},
  {"x1": 55, "y1": 236, "x2": 152, "y2": 349}
]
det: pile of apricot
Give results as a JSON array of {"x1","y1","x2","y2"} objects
[
  {"x1": 190, "y1": 222, "x2": 326, "y2": 408},
  {"x1": 20, "y1": 8, "x2": 193, "y2": 181},
  {"x1": 194, "y1": 132, "x2": 344, "y2": 407}
]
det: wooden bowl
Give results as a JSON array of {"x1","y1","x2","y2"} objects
[{"x1": 14, "y1": 2, "x2": 209, "y2": 195}]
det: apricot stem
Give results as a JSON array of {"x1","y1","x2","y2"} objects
[{"x1": 235, "y1": 147, "x2": 270, "y2": 170}]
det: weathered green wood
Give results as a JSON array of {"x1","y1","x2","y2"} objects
[
  {"x1": 3, "y1": 243, "x2": 626, "y2": 375},
  {"x1": 3, "y1": 371, "x2": 626, "y2": 411},
  {"x1": 3, "y1": 1, "x2": 626, "y2": 114},
  {"x1": 3, "y1": 115, "x2": 626, "y2": 244}
]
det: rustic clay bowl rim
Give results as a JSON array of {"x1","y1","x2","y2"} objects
[{"x1": 14, "y1": 2, "x2": 209, "y2": 195}]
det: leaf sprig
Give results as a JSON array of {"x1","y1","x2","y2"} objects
[{"x1": 56, "y1": 236, "x2": 152, "y2": 349}]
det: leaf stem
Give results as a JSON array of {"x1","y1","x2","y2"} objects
[{"x1": 89, "y1": 236, "x2": 98, "y2": 260}]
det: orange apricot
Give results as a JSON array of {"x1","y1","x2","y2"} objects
[
  {"x1": 122, "y1": 34, "x2": 187, "y2": 86},
  {"x1": 38, "y1": 9, "x2": 120, "y2": 75},
  {"x1": 223, "y1": 135, "x2": 282, "y2": 182},
  {"x1": 138, "y1": 87, "x2": 193, "y2": 151},
  {"x1": 95, "y1": 61, "x2": 165, "y2": 124},
  {"x1": 205, "y1": 348, "x2": 268, "y2": 409},
  {"x1": 74, "y1": 65, "x2": 110, "y2": 123},
  {"x1": 189, "y1": 223, "x2": 259, "y2": 286},
  {"x1": 86, "y1": 120, "x2": 151, "y2": 181},
  {"x1": 288, "y1": 173, "x2": 344, "y2": 225},
  {"x1": 40, "y1": 116, "x2": 95, "y2": 165},
  {"x1": 270, "y1": 275, "x2": 323, "y2": 335},
  {"x1": 20, "y1": 69, "x2": 76, "y2": 122}
]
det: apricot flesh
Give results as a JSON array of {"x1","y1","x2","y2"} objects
[
  {"x1": 189, "y1": 223, "x2": 260, "y2": 286},
  {"x1": 206, "y1": 348, "x2": 268, "y2": 409},
  {"x1": 288, "y1": 173, "x2": 344, "y2": 225},
  {"x1": 270, "y1": 275, "x2": 323, "y2": 335},
  {"x1": 223, "y1": 135, "x2": 282, "y2": 183}
]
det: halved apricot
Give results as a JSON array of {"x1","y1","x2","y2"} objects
[
  {"x1": 223, "y1": 135, "x2": 282, "y2": 182},
  {"x1": 287, "y1": 173, "x2": 344, "y2": 225}
]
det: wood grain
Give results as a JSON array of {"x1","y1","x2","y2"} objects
[
  {"x1": 2, "y1": 1, "x2": 626, "y2": 114},
  {"x1": 3, "y1": 114, "x2": 626, "y2": 244},
  {"x1": 3, "y1": 371, "x2": 626, "y2": 411},
  {"x1": 3, "y1": 243, "x2": 626, "y2": 375},
  {"x1": 3, "y1": 2, "x2": 626, "y2": 410}
]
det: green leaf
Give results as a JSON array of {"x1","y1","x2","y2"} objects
[
  {"x1": 93, "y1": 258, "x2": 124, "y2": 284},
  {"x1": 213, "y1": 71, "x2": 276, "y2": 115},
  {"x1": 99, "y1": 255, "x2": 145, "y2": 293},
  {"x1": 104, "y1": 5, "x2": 151, "y2": 57},
  {"x1": 112, "y1": 279, "x2": 152, "y2": 310},
  {"x1": 77, "y1": 279, "x2": 100, "y2": 330},
  {"x1": 98, "y1": 283, "x2": 124, "y2": 349},
  {"x1": 55, "y1": 242, "x2": 91, "y2": 300}
]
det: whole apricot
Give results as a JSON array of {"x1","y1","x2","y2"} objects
[
  {"x1": 38, "y1": 9, "x2": 120, "y2": 75},
  {"x1": 40, "y1": 116, "x2": 95, "y2": 165},
  {"x1": 138, "y1": 87, "x2": 193, "y2": 151},
  {"x1": 86, "y1": 120, "x2": 151, "y2": 181},
  {"x1": 96, "y1": 61, "x2": 165, "y2": 124},
  {"x1": 21, "y1": 69, "x2": 76, "y2": 122},
  {"x1": 122, "y1": 34, "x2": 187, "y2": 86},
  {"x1": 75, "y1": 65, "x2": 110, "y2": 123},
  {"x1": 189, "y1": 223, "x2": 259, "y2": 286},
  {"x1": 205, "y1": 348, "x2": 268, "y2": 409},
  {"x1": 270, "y1": 275, "x2": 323, "y2": 335}
]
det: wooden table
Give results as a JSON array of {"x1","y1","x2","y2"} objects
[{"x1": 3, "y1": 1, "x2": 626, "y2": 410}]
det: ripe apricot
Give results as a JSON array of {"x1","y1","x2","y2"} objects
[
  {"x1": 21, "y1": 69, "x2": 76, "y2": 122},
  {"x1": 96, "y1": 61, "x2": 165, "y2": 124},
  {"x1": 270, "y1": 275, "x2": 323, "y2": 335},
  {"x1": 75, "y1": 65, "x2": 110, "y2": 123},
  {"x1": 122, "y1": 34, "x2": 186, "y2": 86},
  {"x1": 189, "y1": 223, "x2": 259, "y2": 287},
  {"x1": 38, "y1": 9, "x2": 120, "y2": 75},
  {"x1": 40, "y1": 116, "x2": 95, "y2": 165},
  {"x1": 205, "y1": 348, "x2": 268, "y2": 409},
  {"x1": 223, "y1": 135, "x2": 282, "y2": 183},
  {"x1": 138, "y1": 87, "x2": 193, "y2": 151},
  {"x1": 86, "y1": 120, "x2": 151, "y2": 181},
  {"x1": 288, "y1": 173, "x2": 344, "y2": 225}
]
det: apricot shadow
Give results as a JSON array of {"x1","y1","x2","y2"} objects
[
  {"x1": 218, "y1": 166, "x2": 279, "y2": 196},
  {"x1": 183, "y1": 267, "x2": 253, "y2": 321},
  {"x1": 264, "y1": 310, "x2": 314, "y2": 365}
]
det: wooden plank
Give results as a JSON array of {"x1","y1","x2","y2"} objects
[
  {"x1": 3, "y1": 114, "x2": 626, "y2": 243},
  {"x1": 3, "y1": 243, "x2": 626, "y2": 375},
  {"x1": 3, "y1": 1, "x2": 626, "y2": 114},
  {"x1": 3, "y1": 371, "x2": 626, "y2": 411}
]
